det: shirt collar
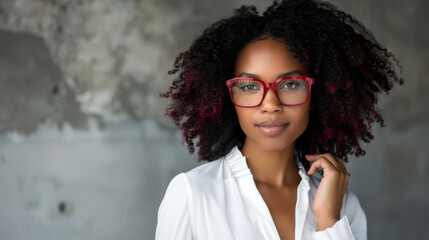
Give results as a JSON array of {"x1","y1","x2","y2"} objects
[
  {"x1": 225, "y1": 146, "x2": 310, "y2": 189},
  {"x1": 225, "y1": 146, "x2": 311, "y2": 239}
]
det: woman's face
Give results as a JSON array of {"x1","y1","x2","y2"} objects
[{"x1": 233, "y1": 39, "x2": 311, "y2": 152}]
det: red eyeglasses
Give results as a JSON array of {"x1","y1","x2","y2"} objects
[{"x1": 225, "y1": 76, "x2": 314, "y2": 108}]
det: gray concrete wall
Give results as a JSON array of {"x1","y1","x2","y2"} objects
[{"x1": 0, "y1": 0, "x2": 427, "y2": 239}]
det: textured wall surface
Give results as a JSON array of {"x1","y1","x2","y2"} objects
[{"x1": 0, "y1": 0, "x2": 428, "y2": 239}]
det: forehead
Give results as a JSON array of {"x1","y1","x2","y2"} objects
[{"x1": 234, "y1": 39, "x2": 308, "y2": 78}]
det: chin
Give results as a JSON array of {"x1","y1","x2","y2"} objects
[{"x1": 249, "y1": 137, "x2": 295, "y2": 152}]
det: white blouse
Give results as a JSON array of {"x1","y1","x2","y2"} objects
[{"x1": 156, "y1": 146, "x2": 367, "y2": 240}]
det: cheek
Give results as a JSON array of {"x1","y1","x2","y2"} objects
[
  {"x1": 235, "y1": 107, "x2": 254, "y2": 133},
  {"x1": 292, "y1": 105, "x2": 311, "y2": 132}
]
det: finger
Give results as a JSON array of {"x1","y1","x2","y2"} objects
[
  {"x1": 308, "y1": 153, "x2": 350, "y2": 176},
  {"x1": 337, "y1": 159, "x2": 348, "y2": 174},
  {"x1": 304, "y1": 154, "x2": 325, "y2": 161},
  {"x1": 307, "y1": 157, "x2": 337, "y2": 175},
  {"x1": 332, "y1": 156, "x2": 348, "y2": 175},
  {"x1": 306, "y1": 154, "x2": 340, "y2": 170}
]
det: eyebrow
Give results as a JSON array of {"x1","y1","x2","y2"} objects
[{"x1": 237, "y1": 70, "x2": 304, "y2": 79}]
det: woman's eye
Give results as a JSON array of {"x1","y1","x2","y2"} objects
[
  {"x1": 286, "y1": 82, "x2": 298, "y2": 88},
  {"x1": 240, "y1": 84, "x2": 259, "y2": 91},
  {"x1": 280, "y1": 81, "x2": 300, "y2": 89}
]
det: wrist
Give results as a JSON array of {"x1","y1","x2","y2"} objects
[{"x1": 316, "y1": 215, "x2": 340, "y2": 231}]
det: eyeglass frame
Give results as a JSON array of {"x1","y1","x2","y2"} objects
[{"x1": 225, "y1": 75, "x2": 315, "y2": 108}]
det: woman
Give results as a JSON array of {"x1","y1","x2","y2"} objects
[{"x1": 156, "y1": 0, "x2": 403, "y2": 239}]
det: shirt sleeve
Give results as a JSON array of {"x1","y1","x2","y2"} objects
[
  {"x1": 312, "y1": 189, "x2": 367, "y2": 240},
  {"x1": 155, "y1": 173, "x2": 192, "y2": 240}
]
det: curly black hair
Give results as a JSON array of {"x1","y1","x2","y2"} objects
[{"x1": 161, "y1": 0, "x2": 403, "y2": 170}]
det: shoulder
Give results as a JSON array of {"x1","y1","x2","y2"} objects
[
  {"x1": 164, "y1": 145, "x2": 239, "y2": 193},
  {"x1": 186, "y1": 158, "x2": 226, "y2": 180},
  {"x1": 187, "y1": 149, "x2": 236, "y2": 182},
  {"x1": 184, "y1": 157, "x2": 229, "y2": 193},
  {"x1": 162, "y1": 157, "x2": 227, "y2": 198},
  {"x1": 160, "y1": 172, "x2": 191, "y2": 207}
]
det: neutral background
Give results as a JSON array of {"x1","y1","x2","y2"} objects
[{"x1": 0, "y1": 0, "x2": 428, "y2": 239}]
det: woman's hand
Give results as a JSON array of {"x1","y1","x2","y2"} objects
[{"x1": 305, "y1": 153, "x2": 350, "y2": 231}]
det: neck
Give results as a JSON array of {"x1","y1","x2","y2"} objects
[{"x1": 241, "y1": 138, "x2": 300, "y2": 188}]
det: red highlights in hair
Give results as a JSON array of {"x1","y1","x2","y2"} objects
[
  {"x1": 183, "y1": 74, "x2": 195, "y2": 95},
  {"x1": 328, "y1": 86, "x2": 336, "y2": 94}
]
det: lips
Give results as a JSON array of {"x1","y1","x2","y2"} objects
[
  {"x1": 255, "y1": 120, "x2": 289, "y2": 136},
  {"x1": 256, "y1": 120, "x2": 287, "y2": 127}
]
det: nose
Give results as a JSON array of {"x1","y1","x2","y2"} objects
[{"x1": 260, "y1": 88, "x2": 282, "y2": 112}]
